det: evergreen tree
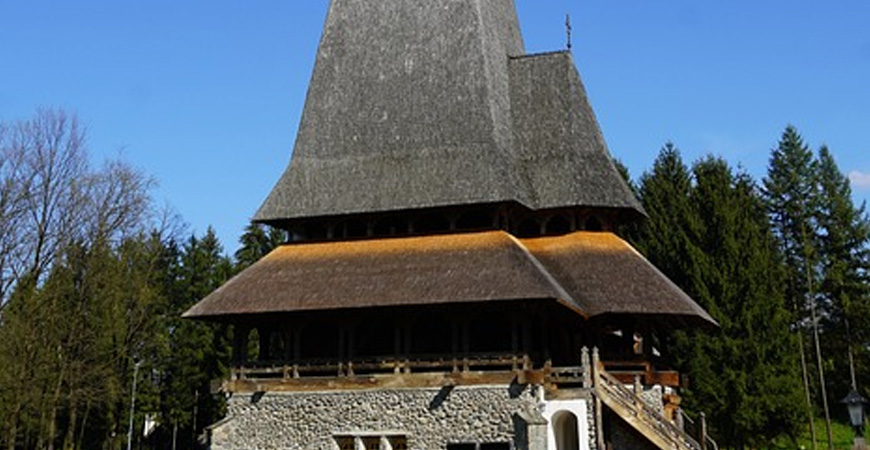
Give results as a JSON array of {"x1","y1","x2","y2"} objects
[
  {"x1": 234, "y1": 222, "x2": 285, "y2": 270},
  {"x1": 161, "y1": 228, "x2": 233, "y2": 450},
  {"x1": 635, "y1": 148, "x2": 805, "y2": 448},
  {"x1": 687, "y1": 157, "x2": 803, "y2": 448},
  {"x1": 815, "y1": 146, "x2": 870, "y2": 403},
  {"x1": 763, "y1": 125, "x2": 832, "y2": 449},
  {"x1": 635, "y1": 143, "x2": 705, "y2": 299}
]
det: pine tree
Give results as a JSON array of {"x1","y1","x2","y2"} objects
[
  {"x1": 635, "y1": 143, "x2": 705, "y2": 299},
  {"x1": 687, "y1": 157, "x2": 803, "y2": 448},
  {"x1": 161, "y1": 228, "x2": 233, "y2": 450},
  {"x1": 815, "y1": 146, "x2": 870, "y2": 401},
  {"x1": 234, "y1": 222, "x2": 285, "y2": 270},
  {"x1": 763, "y1": 125, "x2": 832, "y2": 449}
]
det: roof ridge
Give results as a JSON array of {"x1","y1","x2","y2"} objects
[{"x1": 504, "y1": 233, "x2": 587, "y2": 318}]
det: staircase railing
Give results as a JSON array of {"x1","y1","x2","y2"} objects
[
  {"x1": 679, "y1": 410, "x2": 719, "y2": 450},
  {"x1": 591, "y1": 348, "x2": 702, "y2": 450}
]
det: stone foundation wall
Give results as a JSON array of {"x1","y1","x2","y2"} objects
[{"x1": 210, "y1": 385, "x2": 549, "y2": 450}]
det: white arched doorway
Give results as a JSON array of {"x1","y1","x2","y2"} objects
[
  {"x1": 552, "y1": 411, "x2": 579, "y2": 450},
  {"x1": 542, "y1": 399, "x2": 591, "y2": 450}
]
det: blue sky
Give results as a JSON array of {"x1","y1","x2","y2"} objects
[{"x1": 2, "y1": 1, "x2": 869, "y2": 251}]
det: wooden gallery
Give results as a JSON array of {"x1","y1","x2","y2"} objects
[{"x1": 185, "y1": 1, "x2": 717, "y2": 449}]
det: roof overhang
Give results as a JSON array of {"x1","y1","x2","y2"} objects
[{"x1": 184, "y1": 231, "x2": 716, "y2": 329}]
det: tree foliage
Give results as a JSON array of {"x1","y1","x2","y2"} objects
[
  {"x1": 631, "y1": 127, "x2": 870, "y2": 448},
  {"x1": 234, "y1": 222, "x2": 285, "y2": 270},
  {"x1": 0, "y1": 110, "x2": 236, "y2": 450},
  {"x1": 814, "y1": 146, "x2": 870, "y2": 412},
  {"x1": 635, "y1": 149, "x2": 804, "y2": 448}
]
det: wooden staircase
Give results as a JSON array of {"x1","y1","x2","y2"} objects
[{"x1": 590, "y1": 349, "x2": 713, "y2": 450}]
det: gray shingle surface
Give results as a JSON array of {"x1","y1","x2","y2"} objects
[
  {"x1": 255, "y1": 0, "x2": 642, "y2": 222},
  {"x1": 510, "y1": 52, "x2": 643, "y2": 211}
]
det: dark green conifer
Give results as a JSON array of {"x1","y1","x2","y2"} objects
[
  {"x1": 162, "y1": 228, "x2": 233, "y2": 449},
  {"x1": 763, "y1": 125, "x2": 832, "y2": 450},
  {"x1": 636, "y1": 143, "x2": 705, "y2": 299},
  {"x1": 688, "y1": 157, "x2": 803, "y2": 448},
  {"x1": 234, "y1": 222, "x2": 285, "y2": 270},
  {"x1": 815, "y1": 146, "x2": 870, "y2": 401}
]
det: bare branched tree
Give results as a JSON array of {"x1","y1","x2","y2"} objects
[
  {"x1": 82, "y1": 158, "x2": 156, "y2": 246},
  {"x1": 0, "y1": 122, "x2": 30, "y2": 305},
  {"x1": 0, "y1": 109, "x2": 90, "y2": 310}
]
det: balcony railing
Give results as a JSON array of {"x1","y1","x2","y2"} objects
[{"x1": 232, "y1": 352, "x2": 531, "y2": 380}]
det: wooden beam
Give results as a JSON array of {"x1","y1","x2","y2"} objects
[{"x1": 221, "y1": 371, "x2": 524, "y2": 393}]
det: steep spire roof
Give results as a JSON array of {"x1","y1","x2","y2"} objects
[{"x1": 255, "y1": 0, "x2": 642, "y2": 223}]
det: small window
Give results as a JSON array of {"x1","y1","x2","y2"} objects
[
  {"x1": 363, "y1": 437, "x2": 380, "y2": 450},
  {"x1": 335, "y1": 437, "x2": 354, "y2": 450},
  {"x1": 390, "y1": 437, "x2": 408, "y2": 450},
  {"x1": 335, "y1": 435, "x2": 408, "y2": 450}
]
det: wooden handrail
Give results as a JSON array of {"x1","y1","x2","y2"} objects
[
  {"x1": 596, "y1": 368, "x2": 701, "y2": 450},
  {"x1": 679, "y1": 410, "x2": 719, "y2": 450},
  {"x1": 591, "y1": 348, "x2": 702, "y2": 450}
]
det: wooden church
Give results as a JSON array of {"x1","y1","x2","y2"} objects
[{"x1": 185, "y1": 1, "x2": 717, "y2": 449}]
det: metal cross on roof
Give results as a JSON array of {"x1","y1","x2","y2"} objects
[{"x1": 566, "y1": 13, "x2": 573, "y2": 50}]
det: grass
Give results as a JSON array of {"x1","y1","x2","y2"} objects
[{"x1": 766, "y1": 418, "x2": 863, "y2": 450}]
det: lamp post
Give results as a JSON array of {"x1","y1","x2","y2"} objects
[
  {"x1": 127, "y1": 360, "x2": 141, "y2": 450},
  {"x1": 842, "y1": 389, "x2": 868, "y2": 450}
]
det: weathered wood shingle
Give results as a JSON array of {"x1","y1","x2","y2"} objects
[
  {"x1": 254, "y1": 0, "x2": 643, "y2": 223},
  {"x1": 184, "y1": 231, "x2": 715, "y2": 327}
]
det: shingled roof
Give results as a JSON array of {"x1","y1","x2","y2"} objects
[
  {"x1": 184, "y1": 231, "x2": 715, "y2": 327},
  {"x1": 254, "y1": 0, "x2": 643, "y2": 224}
]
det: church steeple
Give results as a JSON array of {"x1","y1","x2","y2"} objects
[{"x1": 255, "y1": 0, "x2": 643, "y2": 231}]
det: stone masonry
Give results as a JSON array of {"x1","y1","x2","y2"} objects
[{"x1": 210, "y1": 384, "x2": 566, "y2": 450}]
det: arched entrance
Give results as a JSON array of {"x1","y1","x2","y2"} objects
[{"x1": 552, "y1": 410, "x2": 579, "y2": 450}]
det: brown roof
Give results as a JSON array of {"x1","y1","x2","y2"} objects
[
  {"x1": 184, "y1": 232, "x2": 715, "y2": 327},
  {"x1": 522, "y1": 233, "x2": 714, "y2": 324}
]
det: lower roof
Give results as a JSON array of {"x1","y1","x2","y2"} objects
[{"x1": 183, "y1": 231, "x2": 715, "y2": 327}]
